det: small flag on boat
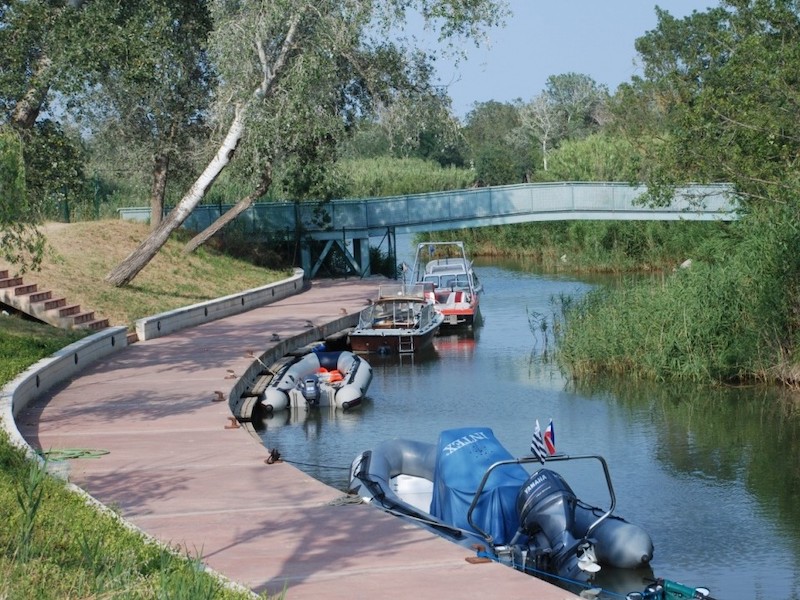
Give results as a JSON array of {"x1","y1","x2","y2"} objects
[
  {"x1": 544, "y1": 419, "x2": 556, "y2": 455},
  {"x1": 531, "y1": 420, "x2": 548, "y2": 464}
]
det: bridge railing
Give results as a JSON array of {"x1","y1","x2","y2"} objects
[{"x1": 119, "y1": 182, "x2": 736, "y2": 239}]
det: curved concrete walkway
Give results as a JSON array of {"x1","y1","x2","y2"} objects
[{"x1": 16, "y1": 278, "x2": 577, "y2": 600}]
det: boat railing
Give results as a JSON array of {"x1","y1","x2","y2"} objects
[
  {"x1": 417, "y1": 301, "x2": 438, "y2": 329},
  {"x1": 465, "y1": 453, "x2": 617, "y2": 546},
  {"x1": 357, "y1": 292, "x2": 439, "y2": 330},
  {"x1": 377, "y1": 283, "x2": 430, "y2": 300}
]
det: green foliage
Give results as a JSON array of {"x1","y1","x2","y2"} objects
[
  {"x1": 543, "y1": 73, "x2": 608, "y2": 142},
  {"x1": 461, "y1": 100, "x2": 530, "y2": 184},
  {"x1": 445, "y1": 219, "x2": 725, "y2": 273},
  {"x1": 558, "y1": 2, "x2": 800, "y2": 384},
  {"x1": 558, "y1": 209, "x2": 800, "y2": 382},
  {"x1": 0, "y1": 0, "x2": 62, "y2": 120},
  {"x1": 14, "y1": 458, "x2": 47, "y2": 563},
  {"x1": 0, "y1": 316, "x2": 86, "y2": 384},
  {"x1": 0, "y1": 127, "x2": 45, "y2": 271},
  {"x1": 536, "y1": 133, "x2": 642, "y2": 182},
  {"x1": 340, "y1": 89, "x2": 466, "y2": 167},
  {"x1": 337, "y1": 156, "x2": 474, "y2": 198},
  {"x1": 22, "y1": 119, "x2": 90, "y2": 220}
]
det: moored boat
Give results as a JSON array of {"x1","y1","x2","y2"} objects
[
  {"x1": 261, "y1": 350, "x2": 372, "y2": 412},
  {"x1": 410, "y1": 241, "x2": 483, "y2": 328},
  {"x1": 349, "y1": 427, "x2": 654, "y2": 589},
  {"x1": 348, "y1": 283, "x2": 444, "y2": 354}
]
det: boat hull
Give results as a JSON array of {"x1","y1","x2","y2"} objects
[
  {"x1": 349, "y1": 327, "x2": 439, "y2": 355},
  {"x1": 261, "y1": 350, "x2": 372, "y2": 411},
  {"x1": 349, "y1": 427, "x2": 653, "y2": 584},
  {"x1": 349, "y1": 284, "x2": 443, "y2": 354}
]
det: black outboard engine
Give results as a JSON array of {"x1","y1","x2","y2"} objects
[
  {"x1": 516, "y1": 469, "x2": 596, "y2": 582},
  {"x1": 301, "y1": 375, "x2": 320, "y2": 406}
]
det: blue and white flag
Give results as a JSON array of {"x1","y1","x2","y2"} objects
[{"x1": 530, "y1": 419, "x2": 548, "y2": 464}]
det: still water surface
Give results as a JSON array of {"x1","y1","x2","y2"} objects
[{"x1": 253, "y1": 255, "x2": 800, "y2": 600}]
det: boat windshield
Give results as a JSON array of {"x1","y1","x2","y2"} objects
[{"x1": 423, "y1": 273, "x2": 471, "y2": 290}]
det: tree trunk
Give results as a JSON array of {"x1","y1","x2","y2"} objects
[
  {"x1": 104, "y1": 13, "x2": 301, "y2": 286},
  {"x1": 150, "y1": 153, "x2": 169, "y2": 229},
  {"x1": 11, "y1": 56, "x2": 52, "y2": 130},
  {"x1": 183, "y1": 164, "x2": 272, "y2": 254},
  {"x1": 104, "y1": 105, "x2": 245, "y2": 287}
]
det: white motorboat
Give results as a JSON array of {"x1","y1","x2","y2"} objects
[
  {"x1": 410, "y1": 241, "x2": 483, "y2": 327},
  {"x1": 349, "y1": 283, "x2": 444, "y2": 354}
]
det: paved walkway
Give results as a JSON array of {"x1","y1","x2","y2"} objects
[{"x1": 18, "y1": 278, "x2": 577, "y2": 600}]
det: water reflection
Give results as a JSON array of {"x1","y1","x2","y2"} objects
[{"x1": 252, "y1": 261, "x2": 800, "y2": 600}]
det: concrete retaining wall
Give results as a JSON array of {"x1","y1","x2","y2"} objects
[
  {"x1": 1, "y1": 269, "x2": 310, "y2": 459},
  {"x1": 134, "y1": 268, "x2": 306, "y2": 341},
  {"x1": 0, "y1": 326, "x2": 130, "y2": 457}
]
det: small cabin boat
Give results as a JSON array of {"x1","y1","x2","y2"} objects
[
  {"x1": 410, "y1": 241, "x2": 483, "y2": 328},
  {"x1": 349, "y1": 427, "x2": 655, "y2": 588},
  {"x1": 261, "y1": 350, "x2": 372, "y2": 412},
  {"x1": 349, "y1": 283, "x2": 444, "y2": 355}
]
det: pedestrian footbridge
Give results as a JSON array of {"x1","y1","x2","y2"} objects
[{"x1": 119, "y1": 182, "x2": 736, "y2": 278}]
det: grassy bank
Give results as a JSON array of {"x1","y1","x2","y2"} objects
[
  {"x1": 1, "y1": 221, "x2": 292, "y2": 598},
  {"x1": 8, "y1": 220, "x2": 293, "y2": 329},
  {"x1": 555, "y1": 215, "x2": 800, "y2": 385}
]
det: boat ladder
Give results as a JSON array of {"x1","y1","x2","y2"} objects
[{"x1": 398, "y1": 335, "x2": 415, "y2": 354}]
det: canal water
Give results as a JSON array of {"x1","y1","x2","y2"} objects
[{"x1": 253, "y1": 252, "x2": 800, "y2": 600}]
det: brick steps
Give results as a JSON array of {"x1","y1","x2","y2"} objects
[{"x1": 0, "y1": 268, "x2": 109, "y2": 331}]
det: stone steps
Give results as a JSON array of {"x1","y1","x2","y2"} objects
[{"x1": 0, "y1": 268, "x2": 110, "y2": 331}]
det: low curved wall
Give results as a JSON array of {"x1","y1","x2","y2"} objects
[
  {"x1": 1, "y1": 269, "x2": 310, "y2": 459},
  {"x1": 0, "y1": 326, "x2": 130, "y2": 458},
  {"x1": 135, "y1": 268, "x2": 306, "y2": 341},
  {"x1": 229, "y1": 313, "x2": 360, "y2": 420}
]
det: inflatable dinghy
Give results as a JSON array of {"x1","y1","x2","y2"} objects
[
  {"x1": 261, "y1": 350, "x2": 372, "y2": 411},
  {"x1": 349, "y1": 427, "x2": 654, "y2": 585}
]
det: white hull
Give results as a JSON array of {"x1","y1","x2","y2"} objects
[
  {"x1": 262, "y1": 350, "x2": 372, "y2": 411},
  {"x1": 410, "y1": 241, "x2": 483, "y2": 328}
]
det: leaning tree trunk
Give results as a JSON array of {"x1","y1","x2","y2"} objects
[
  {"x1": 183, "y1": 164, "x2": 272, "y2": 254},
  {"x1": 11, "y1": 56, "x2": 52, "y2": 130},
  {"x1": 150, "y1": 153, "x2": 169, "y2": 230},
  {"x1": 104, "y1": 14, "x2": 301, "y2": 286},
  {"x1": 104, "y1": 106, "x2": 245, "y2": 287}
]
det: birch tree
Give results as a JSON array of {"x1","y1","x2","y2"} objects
[{"x1": 105, "y1": 0, "x2": 508, "y2": 286}]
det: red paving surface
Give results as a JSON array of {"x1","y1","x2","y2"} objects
[{"x1": 17, "y1": 278, "x2": 578, "y2": 600}]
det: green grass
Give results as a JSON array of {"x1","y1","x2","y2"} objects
[{"x1": 0, "y1": 316, "x2": 86, "y2": 383}]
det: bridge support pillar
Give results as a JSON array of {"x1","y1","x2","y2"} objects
[
  {"x1": 354, "y1": 237, "x2": 371, "y2": 277},
  {"x1": 300, "y1": 234, "x2": 372, "y2": 279},
  {"x1": 300, "y1": 245, "x2": 312, "y2": 279}
]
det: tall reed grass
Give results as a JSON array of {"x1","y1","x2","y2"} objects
[{"x1": 556, "y1": 214, "x2": 799, "y2": 383}]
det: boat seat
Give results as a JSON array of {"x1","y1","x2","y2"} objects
[{"x1": 443, "y1": 291, "x2": 464, "y2": 305}]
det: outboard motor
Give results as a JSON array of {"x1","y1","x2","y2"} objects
[
  {"x1": 516, "y1": 469, "x2": 597, "y2": 582},
  {"x1": 300, "y1": 375, "x2": 320, "y2": 406}
]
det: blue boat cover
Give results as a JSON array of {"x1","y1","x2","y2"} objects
[{"x1": 430, "y1": 427, "x2": 530, "y2": 545}]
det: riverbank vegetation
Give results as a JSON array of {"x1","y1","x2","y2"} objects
[{"x1": 3, "y1": 2, "x2": 800, "y2": 381}]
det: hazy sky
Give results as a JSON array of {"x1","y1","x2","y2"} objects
[{"x1": 431, "y1": 1, "x2": 716, "y2": 118}]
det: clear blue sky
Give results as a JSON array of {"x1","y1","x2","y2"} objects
[{"x1": 434, "y1": 1, "x2": 716, "y2": 119}]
